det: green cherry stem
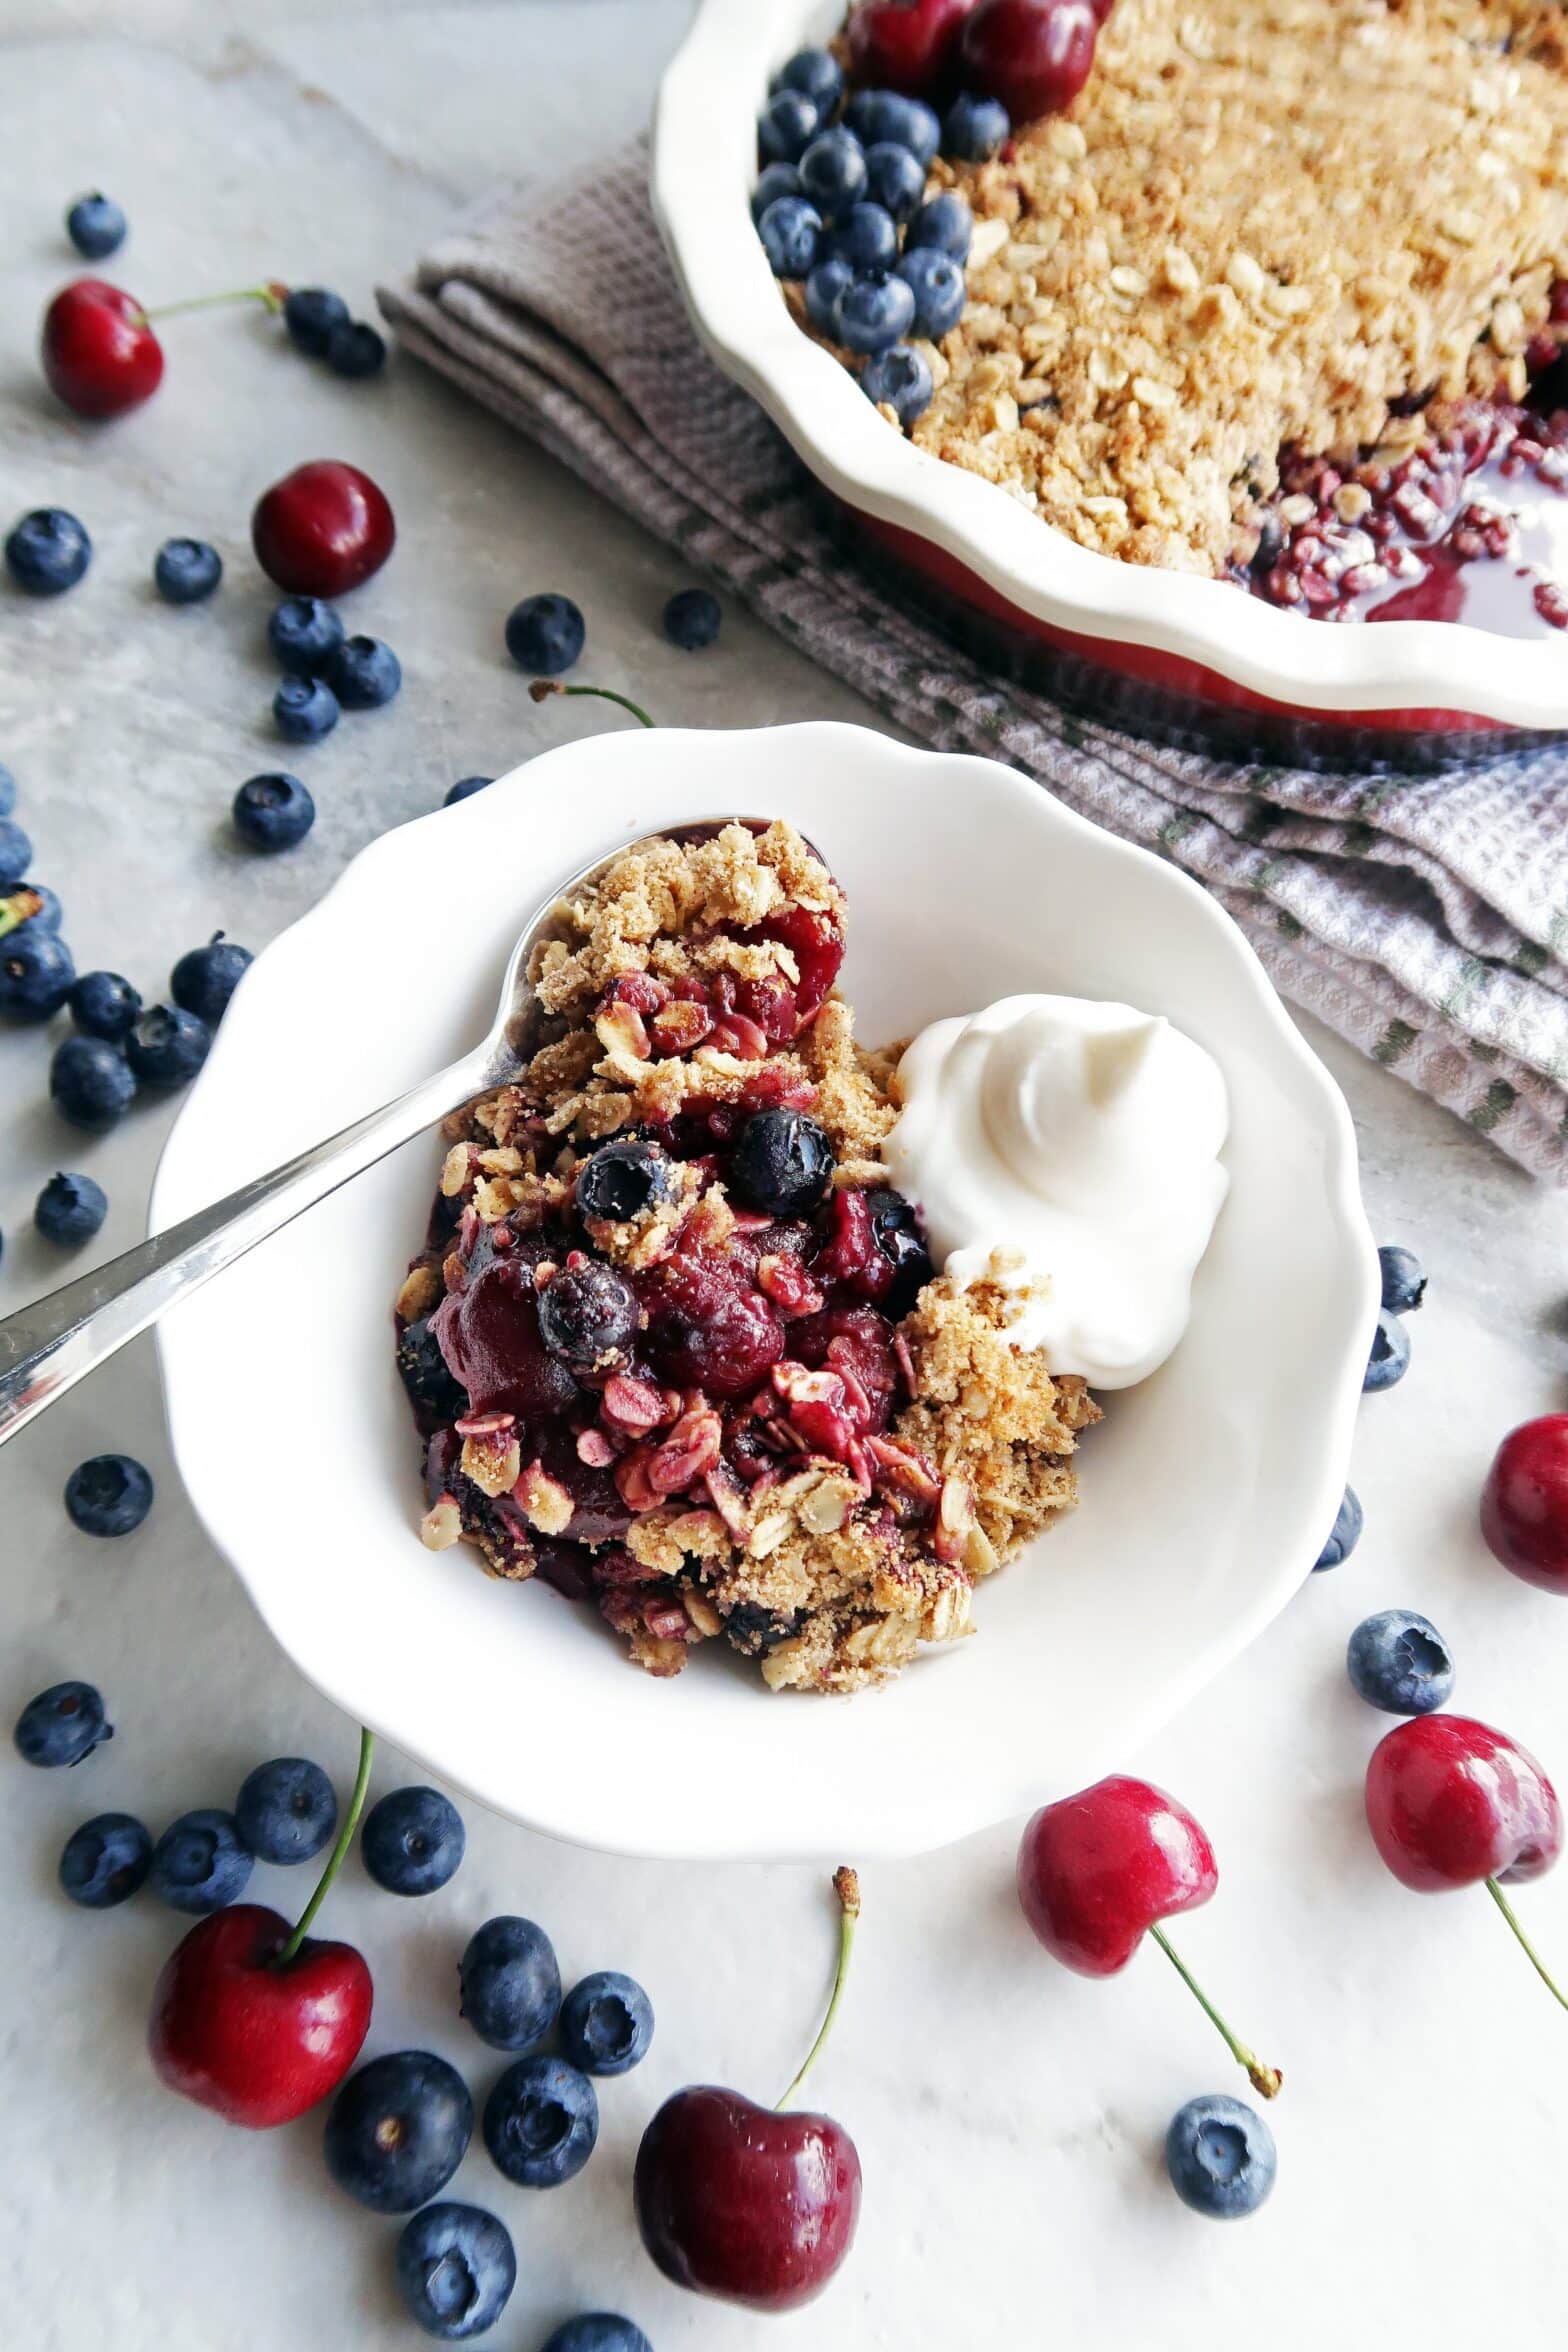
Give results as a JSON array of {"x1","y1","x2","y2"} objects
[
  {"x1": 1149, "y1": 1924, "x2": 1283, "y2": 2099},
  {"x1": 1486, "y1": 1876, "x2": 1568, "y2": 2012},
  {"x1": 529, "y1": 679, "x2": 656, "y2": 730},
  {"x1": 777, "y1": 1866, "x2": 861, "y2": 2112},
  {"x1": 275, "y1": 1726, "x2": 375, "y2": 1967},
  {"x1": 144, "y1": 280, "x2": 289, "y2": 324},
  {"x1": 0, "y1": 887, "x2": 46, "y2": 943}
]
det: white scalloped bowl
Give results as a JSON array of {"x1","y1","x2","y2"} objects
[
  {"x1": 152, "y1": 725, "x2": 1376, "y2": 1860},
  {"x1": 651, "y1": 0, "x2": 1568, "y2": 755}
]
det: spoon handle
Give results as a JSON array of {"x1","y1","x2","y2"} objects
[{"x1": 0, "y1": 1046, "x2": 496, "y2": 1450}]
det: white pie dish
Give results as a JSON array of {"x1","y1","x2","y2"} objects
[
  {"x1": 650, "y1": 0, "x2": 1568, "y2": 746},
  {"x1": 151, "y1": 723, "x2": 1376, "y2": 1861}
]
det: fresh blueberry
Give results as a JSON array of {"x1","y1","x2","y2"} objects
[
  {"x1": 1312, "y1": 1484, "x2": 1362, "y2": 1571},
  {"x1": 69, "y1": 969, "x2": 140, "y2": 1040},
  {"x1": 0, "y1": 764, "x2": 13, "y2": 814},
  {"x1": 1165, "y1": 2095, "x2": 1276, "y2": 2218},
  {"x1": 751, "y1": 161, "x2": 803, "y2": 223},
  {"x1": 330, "y1": 634, "x2": 401, "y2": 708},
  {"x1": 838, "y1": 272, "x2": 917, "y2": 354},
  {"x1": 283, "y1": 286, "x2": 351, "y2": 356},
  {"x1": 234, "y1": 1756, "x2": 338, "y2": 1864},
  {"x1": 458, "y1": 1914, "x2": 562, "y2": 2051},
  {"x1": 906, "y1": 190, "x2": 973, "y2": 259},
  {"x1": 1, "y1": 927, "x2": 73, "y2": 1020},
  {"x1": 6, "y1": 508, "x2": 92, "y2": 597},
  {"x1": 558, "y1": 1970, "x2": 654, "y2": 2077},
  {"x1": 273, "y1": 675, "x2": 340, "y2": 744},
  {"x1": 757, "y1": 89, "x2": 820, "y2": 167},
  {"x1": 662, "y1": 586, "x2": 722, "y2": 651},
  {"x1": 14, "y1": 1681, "x2": 111, "y2": 1769},
  {"x1": 267, "y1": 595, "x2": 345, "y2": 676},
  {"x1": 861, "y1": 343, "x2": 936, "y2": 427},
  {"x1": 863, "y1": 140, "x2": 927, "y2": 222},
  {"x1": 0, "y1": 815, "x2": 34, "y2": 884},
  {"x1": 154, "y1": 538, "x2": 223, "y2": 605},
  {"x1": 798, "y1": 127, "x2": 867, "y2": 218},
  {"x1": 325, "y1": 2051, "x2": 474, "y2": 2213},
  {"x1": 1364, "y1": 1310, "x2": 1411, "y2": 1392},
  {"x1": 770, "y1": 46, "x2": 844, "y2": 116},
  {"x1": 35, "y1": 1171, "x2": 107, "y2": 1247},
  {"x1": 824, "y1": 201, "x2": 899, "y2": 275},
  {"x1": 6, "y1": 879, "x2": 61, "y2": 930},
  {"x1": 126, "y1": 1004, "x2": 210, "y2": 1087},
  {"x1": 897, "y1": 246, "x2": 966, "y2": 338},
  {"x1": 394, "y1": 2203, "x2": 516, "y2": 2341},
  {"x1": 541, "y1": 2321, "x2": 653, "y2": 2352},
  {"x1": 51, "y1": 1035, "x2": 135, "y2": 1130},
  {"x1": 866, "y1": 1185, "x2": 935, "y2": 1312},
  {"x1": 66, "y1": 192, "x2": 127, "y2": 259},
  {"x1": 65, "y1": 1453, "x2": 154, "y2": 1537},
  {"x1": 844, "y1": 89, "x2": 941, "y2": 166},
  {"x1": 943, "y1": 92, "x2": 1011, "y2": 161},
  {"x1": 234, "y1": 773, "x2": 315, "y2": 852},
  {"x1": 575, "y1": 1135, "x2": 676, "y2": 1224},
  {"x1": 482, "y1": 2053, "x2": 598, "y2": 2188},
  {"x1": 729, "y1": 1108, "x2": 835, "y2": 1215},
  {"x1": 149, "y1": 1809, "x2": 253, "y2": 1915},
  {"x1": 805, "y1": 255, "x2": 854, "y2": 333},
  {"x1": 444, "y1": 775, "x2": 493, "y2": 806},
  {"x1": 1347, "y1": 1608, "x2": 1455, "y2": 1715},
  {"x1": 325, "y1": 320, "x2": 387, "y2": 379},
  {"x1": 362, "y1": 1784, "x2": 465, "y2": 1896},
  {"x1": 59, "y1": 1811, "x2": 151, "y2": 1907},
  {"x1": 1378, "y1": 1244, "x2": 1426, "y2": 1316},
  {"x1": 504, "y1": 593, "x2": 585, "y2": 677},
  {"x1": 538, "y1": 1260, "x2": 640, "y2": 1373},
  {"x1": 758, "y1": 194, "x2": 823, "y2": 279},
  {"x1": 170, "y1": 934, "x2": 251, "y2": 1026}
]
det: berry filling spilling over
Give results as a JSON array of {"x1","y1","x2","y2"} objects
[{"x1": 395, "y1": 823, "x2": 1098, "y2": 1693}]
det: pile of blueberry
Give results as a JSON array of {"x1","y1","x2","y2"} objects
[
  {"x1": 752, "y1": 45, "x2": 1012, "y2": 427},
  {"x1": 1311, "y1": 1241, "x2": 1423, "y2": 1572},
  {"x1": 282, "y1": 283, "x2": 388, "y2": 383},
  {"x1": 263, "y1": 589, "x2": 403, "y2": 760}
]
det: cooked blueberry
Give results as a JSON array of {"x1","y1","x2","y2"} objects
[
  {"x1": 859, "y1": 343, "x2": 934, "y2": 426},
  {"x1": 51, "y1": 1034, "x2": 135, "y2": 1130},
  {"x1": 1, "y1": 928, "x2": 74, "y2": 1020},
  {"x1": 0, "y1": 815, "x2": 34, "y2": 885},
  {"x1": 838, "y1": 271, "x2": 917, "y2": 354},
  {"x1": 1347, "y1": 1608, "x2": 1455, "y2": 1715},
  {"x1": 662, "y1": 586, "x2": 722, "y2": 651},
  {"x1": 283, "y1": 286, "x2": 351, "y2": 355},
  {"x1": 825, "y1": 201, "x2": 898, "y2": 274},
  {"x1": 325, "y1": 2050, "x2": 473, "y2": 2213},
  {"x1": 69, "y1": 969, "x2": 140, "y2": 1040},
  {"x1": 730, "y1": 1109, "x2": 835, "y2": 1214},
  {"x1": 863, "y1": 140, "x2": 927, "y2": 222},
  {"x1": 757, "y1": 89, "x2": 820, "y2": 166},
  {"x1": 944, "y1": 91, "x2": 1011, "y2": 160},
  {"x1": 770, "y1": 45, "x2": 843, "y2": 115},
  {"x1": 331, "y1": 633, "x2": 401, "y2": 708},
  {"x1": 274, "y1": 674, "x2": 339, "y2": 743},
  {"x1": 35, "y1": 1171, "x2": 107, "y2": 1247},
  {"x1": 799, "y1": 127, "x2": 866, "y2": 218},
  {"x1": 897, "y1": 245, "x2": 966, "y2": 338},
  {"x1": 483, "y1": 2053, "x2": 598, "y2": 2188},
  {"x1": 267, "y1": 595, "x2": 345, "y2": 676},
  {"x1": 444, "y1": 775, "x2": 494, "y2": 807},
  {"x1": 65, "y1": 1452, "x2": 154, "y2": 1537},
  {"x1": 806, "y1": 253, "x2": 854, "y2": 333},
  {"x1": 1378, "y1": 1244, "x2": 1426, "y2": 1316},
  {"x1": 126, "y1": 1004, "x2": 210, "y2": 1087},
  {"x1": 59, "y1": 1811, "x2": 151, "y2": 1907},
  {"x1": 558, "y1": 1970, "x2": 654, "y2": 2077},
  {"x1": 576, "y1": 1135, "x2": 676, "y2": 1224},
  {"x1": 541, "y1": 2321, "x2": 652, "y2": 2352},
  {"x1": 758, "y1": 193, "x2": 823, "y2": 279},
  {"x1": 66, "y1": 192, "x2": 127, "y2": 258},
  {"x1": 1312, "y1": 1484, "x2": 1362, "y2": 1571},
  {"x1": 751, "y1": 161, "x2": 803, "y2": 223},
  {"x1": 1364, "y1": 1310, "x2": 1411, "y2": 1392},
  {"x1": 234, "y1": 772, "x2": 315, "y2": 852},
  {"x1": 398, "y1": 1315, "x2": 469, "y2": 1419},
  {"x1": 235, "y1": 1756, "x2": 338, "y2": 1863},
  {"x1": 14, "y1": 1680, "x2": 111, "y2": 1768},
  {"x1": 150, "y1": 1808, "x2": 253, "y2": 1914},
  {"x1": 394, "y1": 2202, "x2": 515, "y2": 2341},
  {"x1": 459, "y1": 1914, "x2": 562, "y2": 2052},
  {"x1": 504, "y1": 592, "x2": 585, "y2": 676},
  {"x1": 845, "y1": 88, "x2": 941, "y2": 165},
  {"x1": 538, "y1": 1260, "x2": 640, "y2": 1373},
  {"x1": 154, "y1": 537, "x2": 222, "y2": 605},
  {"x1": 362, "y1": 1785, "x2": 465, "y2": 1896},
  {"x1": 170, "y1": 934, "x2": 251, "y2": 1026},
  {"x1": 6, "y1": 508, "x2": 91, "y2": 596},
  {"x1": 866, "y1": 1186, "x2": 934, "y2": 1312},
  {"x1": 325, "y1": 320, "x2": 387, "y2": 379},
  {"x1": 906, "y1": 190, "x2": 972, "y2": 259},
  {"x1": 1165, "y1": 2094, "x2": 1276, "y2": 2218}
]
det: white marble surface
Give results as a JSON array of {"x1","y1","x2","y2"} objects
[{"x1": 4, "y1": 7, "x2": 1568, "y2": 2348}]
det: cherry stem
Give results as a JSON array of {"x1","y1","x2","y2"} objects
[
  {"x1": 528, "y1": 679, "x2": 656, "y2": 729},
  {"x1": 777, "y1": 1866, "x2": 861, "y2": 2111},
  {"x1": 1486, "y1": 1876, "x2": 1568, "y2": 2012},
  {"x1": 275, "y1": 1726, "x2": 375, "y2": 1968},
  {"x1": 143, "y1": 281, "x2": 288, "y2": 324},
  {"x1": 1149, "y1": 1924, "x2": 1282, "y2": 2099},
  {"x1": 0, "y1": 888, "x2": 45, "y2": 942}
]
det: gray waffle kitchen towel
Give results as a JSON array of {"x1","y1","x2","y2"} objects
[{"x1": 381, "y1": 146, "x2": 1568, "y2": 1179}]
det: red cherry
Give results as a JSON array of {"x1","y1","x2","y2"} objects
[
  {"x1": 958, "y1": 0, "x2": 1100, "y2": 119},
  {"x1": 149, "y1": 1903, "x2": 372, "y2": 2129},
  {"x1": 845, "y1": 0, "x2": 979, "y2": 95},
  {"x1": 1364, "y1": 1715, "x2": 1562, "y2": 1894},
  {"x1": 251, "y1": 460, "x2": 395, "y2": 597},
  {"x1": 42, "y1": 279, "x2": 164, "y2": 420},
  {"x1": 1480, "y1": 1413, "x2": 1568, "y2": 1594}
]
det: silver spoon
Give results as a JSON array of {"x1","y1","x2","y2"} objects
[{"x1": 0, "y1": 820, "x2": 754, "y2": 1449}]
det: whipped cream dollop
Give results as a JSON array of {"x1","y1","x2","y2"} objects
[{"x1": 882, "y1": 994, "x2": 1229, "y2": 1390}]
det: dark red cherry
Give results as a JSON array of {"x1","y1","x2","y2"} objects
[
  {"x1": 42, "y1": 279, "x2": 164, "y2": 419},
  {"x1": 1480, "y1": 1414, "x2": 1568, "y2": 1595},
  {"x1": 958, "y1": 0, "x2": 1100, "y2": 118},
  {"x1": 251, "y1": 459, "x2": 395, "y2": 597},
  {"x1": 845, "y1": 0, "x2": 979, "y2": 94},
  {"x1": 149, "y1": 1904, "x2": 371, "y2": 2129}
]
